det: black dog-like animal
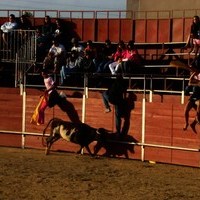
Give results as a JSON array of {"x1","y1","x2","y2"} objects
[{"x1": 42, "y1": 118, "x2": 105, "y2": 156}]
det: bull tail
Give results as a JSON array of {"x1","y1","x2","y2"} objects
[{"x1": 42, "y1": 118, "x2": 57, "y2": 146}]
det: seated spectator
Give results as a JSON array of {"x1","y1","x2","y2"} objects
[
  {"x1": 1, "y1": 14, "x2": 19, "y2": 46},
  {"x1": 42, "y1": 15, "x2": 55, "y2": 40},
  {"x1": 43, "y1": 38, "x2": 66, "y2": 73},
  {"x1": 119, "y1": 40, "x2": 142, "y2": 74},
  {"x1": 108, "y1": 40, "x2": 126, "y2": 75},
  {"x1": 71, "y1": 37, "x2": 85, "y2": 57},
  {"x1": 84, "y1": 40, "x2": 96, "y2": 59},
  {"x1": 96, "y1": 39, "x2": 116, "y2": 73},
  {"x1": 60, "y1": 50, "x2": 82, "y2": 85},
  {"x1": 79, "y1": 50, "x2": 95, "y2": 73}
]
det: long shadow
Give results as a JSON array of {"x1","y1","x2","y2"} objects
[
  {"x1": 94, "y1": 92, "x2": 138, "y2": 158},
  {"x1": 94, "y1": 131, "x2": 138, "y2": 159},
  {"x1": 120, "y1": 91, "x2": 137, "y2": 136},
  {"x1": 57, "y1": 97, "x2": 81, "y2": 124}
]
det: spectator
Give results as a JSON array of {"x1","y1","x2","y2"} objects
[
  {"x1": 43, "y1": 38, "x2": 66, "y2": 73},
  {"x1": 79, "y1": 50, "x2": 95, "y2": 73},
  {"x1": 60, "y1": 50, "x2": 82, "y2": 85},
  {"x1": 18, "y1": 14, "x2": 33, "y2": 43},
  {"x1": 184, "y1": 15, "x2": 200, "y2": 57},
  {"x1": 19, "y1": 14, "x2": 32, "y2": 30},
  {"x1": 84, "y1": 40, "x2": 96, "y2": 59},
  {"x1": 96, "y1": 39, "x2": 116, "y2": 73},
  {"x1": 119, "y1": 40, "x2": 142, "y2": 74},
  {"x1": 42, "y1": 15, "x2": 55, "y2": 40},
  {"x1": 36, "y1": 28, "x2": 49, "y2": 62},
  {"x1": 71, "y1": 37, "x2": 84, "y2": 57},
  {"x1": 1, "y1": 14, "x2": 19, "y2": 46},
  {"x1": 108, "y1": 40, "x2": 126, "y2": 75},
  {"x1": 53, "y1": 18, "x2": 66, "y2": 44}
]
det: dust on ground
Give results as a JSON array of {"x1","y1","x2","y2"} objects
[{"x1": 0, "y1": 147, "x2": 200, "y2": 200}]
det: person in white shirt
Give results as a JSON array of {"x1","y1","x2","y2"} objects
[
  {"x1": 43, "y1": 38, "x2": 66, "y2": 73},
  {"x1": 71, "y1": 37, "x2": 84, "y2": 57},
  {"x1": 1, "y1": 14, "x2": 18, "y2": 46}
]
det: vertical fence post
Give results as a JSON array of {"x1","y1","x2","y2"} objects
[
  {"x1": 22, "y1": 91, "x2": 26, "y2": 149},
  {"x1": 141, "y1": 75, "x2": 146, "y2": 162}
]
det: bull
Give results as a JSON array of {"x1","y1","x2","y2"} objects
[{"x1": 42, "y1": 118, "x2": 106, "y2": 156}]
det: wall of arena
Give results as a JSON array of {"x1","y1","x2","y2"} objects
[
  {"x1": 0, "y1": 11, "x2": 193, "y2": 44},
  {"x1": 0, "y1": 87, "x2": 200, "y2": 168}
]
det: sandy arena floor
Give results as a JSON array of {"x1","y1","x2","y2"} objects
[{"x1": 0, "y1": 147, "x2": 200, "y2": 200}]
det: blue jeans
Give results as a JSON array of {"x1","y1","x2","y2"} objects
[{"x1": 102, "y1": 91, "x2": 123, "y2": 134}]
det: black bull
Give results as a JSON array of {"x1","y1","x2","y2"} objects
[{"x1": 42, "y1": 118, "x2": 106, "y2": 156}]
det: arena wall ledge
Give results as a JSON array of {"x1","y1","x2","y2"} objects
[{"x1": 0, "y1": 87, "x2": 200, "y2": 168}]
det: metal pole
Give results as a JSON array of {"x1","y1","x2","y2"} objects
[
  {"x1": 21, "y1": 91, "x2": 26, "y2": 149},
  {"x1": 141, "y1": 75, "x2": 146, "y2": 161}
]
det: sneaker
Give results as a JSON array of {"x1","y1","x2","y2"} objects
[{"x1": 104, "y1": 108, "x2": 111, "y2": 113}]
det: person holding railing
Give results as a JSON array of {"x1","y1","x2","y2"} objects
[{"x1": 0, "y1": 14, "x2": 19, "y2": 47}]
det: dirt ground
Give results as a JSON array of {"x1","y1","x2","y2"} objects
[{"x1": 0, "y1": 147, "x2": 200, "y2": 200}]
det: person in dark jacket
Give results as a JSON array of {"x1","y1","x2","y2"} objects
[{"x1": 102, "y1": 74, "x2": 128, "y2": 137}]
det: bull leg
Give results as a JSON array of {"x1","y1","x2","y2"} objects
[
  {"x1": 85, "y1": 145, "x2": 94, "y2": 157},
  {"x1": 93, "y1": 142, "x2": 102, "y2": 156},
  {"x1": 77, "y1": 146, "x2": 84, "y2": 154},
  {"x1": 45, "y1": 135, "x2": 60, "y2": 155}
]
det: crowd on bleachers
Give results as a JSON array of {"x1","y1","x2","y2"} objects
[{"x1": 0, "y1": 14, "x2": 145, "y2": 84}]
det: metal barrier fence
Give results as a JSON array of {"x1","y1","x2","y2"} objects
[{"x1": 0, "y1": 30, "x2": 36, "y2": 62}]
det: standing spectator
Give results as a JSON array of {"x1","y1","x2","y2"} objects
[
  {"x1": 102, "y1": 74, "x2": 127, "y2": 137},
  {"x1": 185, "y1": 15, "x2": 200, "y2": 57},
  {"x1": 19, "y1": 14, "x2": 32, "y2": 30},
  {"x1": 53, "y1": 18, "x2": 66, "y2": 45},
  {"x1": 1, "y1": 14, "x2": 19, "y2": 46},
  {"x1": 36, "y1": 28, "x2": 49, "y2": 62},
  {"x1": 42, "y1": 15, "x2": 55, "y2": 40}
]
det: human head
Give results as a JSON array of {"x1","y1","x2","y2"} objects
[
  {"x1": 41, "y1": 69, "x2": 49, "y2": 78},
  {"x1": 86, "y1": 40, "x2": 92, "y2": 46},
  {"x1": 9, "y1": 14, "x2": 15, "y2": 22},
  {"x1": 127, "y1": 40, "x2": 135, "y2": 50},
  {"x1": 44, "y1": 15, "x2": 51, "y2": 23},
  {"x1": 117, "y1": 40, "x2": 125, "y2": 51},
  {"x1": 105, "y1": 39, "x2": 111, "y2": 46},
  {"x1": 193, "y1": 16, "x2": 200, "y2": 24},
  {"x1": 71, "y1": 37, "x2": 78, "y2": 46},
  {"x1": 52, "y1": 38, "x2": 59, "y2": 46}
]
